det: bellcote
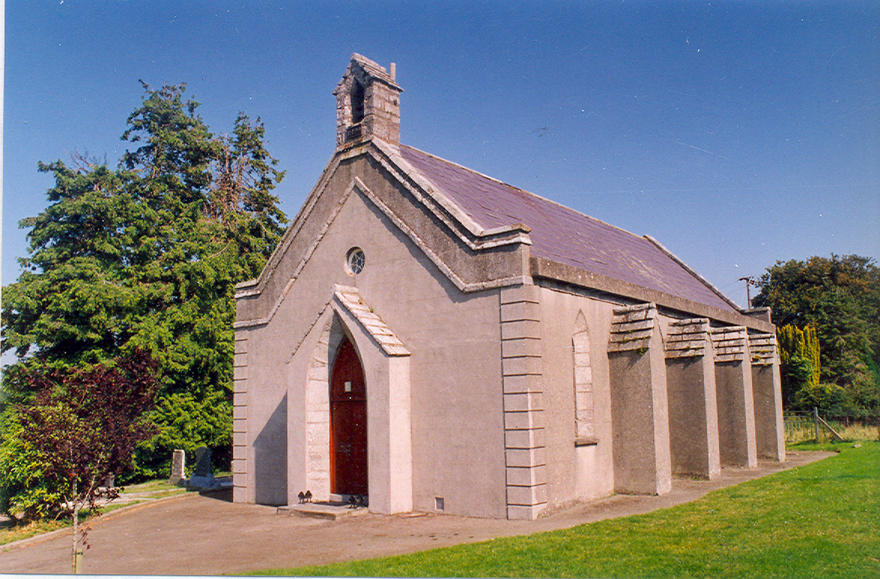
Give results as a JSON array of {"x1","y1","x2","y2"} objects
[{"x1": 334, "y1": 54, "x2": 403, "y2": 149}]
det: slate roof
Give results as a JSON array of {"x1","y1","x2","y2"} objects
[{"x1": 398, "y1": 144, "x2": 738, "y2": 314}]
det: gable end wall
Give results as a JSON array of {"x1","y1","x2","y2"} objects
[
  {"x1": 236, "y1": 148, "x2": 531, "y2": 328},
  {"x1": 235, "y1": 152, "x2": 512, "y2": 517}
]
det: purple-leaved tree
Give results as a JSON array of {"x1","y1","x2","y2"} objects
[{"x1": 16, "y1": 350, "x2": 158, "y2": 573}]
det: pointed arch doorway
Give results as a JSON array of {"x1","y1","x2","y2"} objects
[{"x1": 329, "y1": 337, "x2": 368, "y2": 496}]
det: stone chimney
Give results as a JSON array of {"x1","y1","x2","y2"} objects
[{"x1": 333, "y1": 54, "x2": 403, "y2": 149}]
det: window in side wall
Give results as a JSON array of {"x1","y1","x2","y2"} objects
[{"x1": 573, "y1": 327, "x2": 596, "y2": 445}]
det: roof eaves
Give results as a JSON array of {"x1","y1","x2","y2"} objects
[{"x1": 530, "y1": 256, "x2": 772, "y2": 333}]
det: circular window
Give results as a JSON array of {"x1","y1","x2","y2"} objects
[{"x1": 346, "y1": 247, "x2": 365, "y2": 275}]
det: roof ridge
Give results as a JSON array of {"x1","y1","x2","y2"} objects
[{"x1": 398, "y1": 143, "x2": 651, "y2": 244}]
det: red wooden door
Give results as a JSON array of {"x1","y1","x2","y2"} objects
[{"x1": 329, "y1": 338, "x2": 368, "y2": 495}]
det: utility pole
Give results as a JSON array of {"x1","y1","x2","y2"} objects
[{"x1": 738, "y1": 276, "x2": 758, "y2": 309}]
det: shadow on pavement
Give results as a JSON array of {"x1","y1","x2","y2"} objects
[{"x1": 198, "y1": 488, "x2": 233, "y2": 502}]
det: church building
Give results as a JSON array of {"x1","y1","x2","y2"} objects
[{"x1": 232, "y1": 54, "x2": 785, "y2": 520}]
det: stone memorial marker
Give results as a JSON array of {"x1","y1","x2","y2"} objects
[
  {"x1": 194, "y1": 447, "x2": 212, "y2": 477},
  {"x1": 169, "y1": 449, "x2": 186, "y2": 485},
  {"x1": 187, "y1": 446, "x2": 217, "y2": 489}
]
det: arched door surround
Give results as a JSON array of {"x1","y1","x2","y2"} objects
[{"x1": 297, "y1": 286, "x2": 413, "y2": 514}]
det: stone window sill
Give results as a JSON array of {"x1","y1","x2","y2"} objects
[{"x1": 574, "y1": 437, "x2": 598, "y2": 447}]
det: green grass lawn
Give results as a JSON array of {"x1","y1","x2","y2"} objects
[
  {"x1": 122, "y1": 479, "x2": 182, "y2": 493},
  {"x1": 256, "y1": 442, "x2": 879, "y2": 578},
  {"x1": 0, "y1": 518, "x2": 68, "y2": 547}
]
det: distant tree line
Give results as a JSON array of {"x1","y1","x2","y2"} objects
[
  {"x1": 754, "y1": 254, "x2": 880, "y2": 419},
  {"x1": 1, "y1": 82, "x2": 288, "y2": 520}
]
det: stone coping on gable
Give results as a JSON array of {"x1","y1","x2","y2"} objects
[
  {"x1": 332, "y1": 285, "x2": 410, "y2": 357},
  {"x1": 234, "y1": 141, "x2": 531, "y2": 304}
]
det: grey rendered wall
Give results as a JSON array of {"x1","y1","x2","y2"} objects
[
  {"x1": 715, "y1": 362, "x2": 758, "y2": 468},
  {"x1": 534, "y1": 286, "x2": 616, "y2": 509},
  {"x1": 233, "y1": 327, "x2": 290, "y2": 505},
  {"x1": 752, "y1": 364, "x2": 786, "y2": 461},
  {"x1": 665, "y1": 355, "x2": 721, "y2": 478},
  {"x1": 240, "y1": 155, "x2": 509, "y2": 518}
]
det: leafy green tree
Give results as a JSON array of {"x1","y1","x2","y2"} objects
[
  {"x1": 0, "y1": 409, "x2": 61, "y2": 521},
  {"x1": 754, "y1": 255, "x2": 880, "y2": 417},
  {"x1": 1, "y1": 83, "x2": 288, "y2": 478}
]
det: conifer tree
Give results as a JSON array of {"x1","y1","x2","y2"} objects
[
  {"x1": 776, "y1": 324, "x2": 821, "y2": 406},
  {"x1": 2, "y1": 83, "x2": 288, "y2": 478}
]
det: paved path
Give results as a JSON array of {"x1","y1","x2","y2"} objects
[{"x1": 0, "y1": 451, "x2": 833, "y2": 575}]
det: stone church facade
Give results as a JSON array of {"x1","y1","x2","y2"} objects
[{"x1": 232, "y1": 54, "x2": 785, "y2": 520}]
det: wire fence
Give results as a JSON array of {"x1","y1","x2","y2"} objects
[
  {"x1": 784, "y1": 412, "x2": 817, "y2": 444},
  {"x1": 784, "y1": 410, "x2": 880, "y2": 444}
]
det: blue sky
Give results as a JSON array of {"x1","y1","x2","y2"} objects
[{"x1": 3, "y1": 1, "x2": 878, "y2": 308}]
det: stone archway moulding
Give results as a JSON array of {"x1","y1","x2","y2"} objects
[{"x1": 301, "y1": 285, "x2": 413, "y2": 515}]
